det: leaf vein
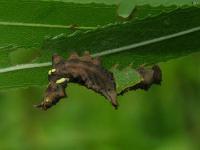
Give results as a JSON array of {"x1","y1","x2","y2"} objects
[{"x1": 0, "y1": 21, "x2": 96, "y2": 30}]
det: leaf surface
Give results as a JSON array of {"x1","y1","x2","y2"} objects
[
  {"x1": 0, "y1": 0, "x2": 117, "y2": 47},
  {"x1": 0, "y1": 7, "x2": 200, "y2": 92}
]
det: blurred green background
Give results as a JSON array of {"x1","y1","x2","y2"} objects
[{"x1": 0, "y1": 53, "x2": 200, "y2": 150}]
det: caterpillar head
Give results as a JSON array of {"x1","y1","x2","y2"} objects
[{"x1": 35, "y1": 79, "x2": 68, "y2": 110}]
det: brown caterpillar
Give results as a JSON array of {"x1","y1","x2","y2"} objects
[
  {"x1": 35, "y1": 52, "x2": 118, "y2": 110},
  {"x1": 35, "y1": 52, "x2": 162, "y2": 110}
]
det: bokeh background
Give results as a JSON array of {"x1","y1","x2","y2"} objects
[{"x1": 0, "y1": 53, "x2": 200, "y2": 150}]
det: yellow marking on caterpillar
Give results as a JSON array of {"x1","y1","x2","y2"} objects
[
  {"x1": 48, "y1": 69, "x2": 56, "y2": 75},
  {"x1": 45, "y1": 98, "x2": 50, "y2": 102},
  {"x1": 51, "y1": 69, "x2": 56, "y2": 72},
  {"x1": 56, "y1": 78, "x2": 69, "y2": 84}
]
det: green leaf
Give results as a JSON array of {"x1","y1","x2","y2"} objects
[
  {"x1": 43, "y1": 7, "x2": 200, "y2": 68},
  {"x1": 0, "y1": 0, "x2": 117, "y2": 47},
  {"x1": 0, "y1": 7, "x2": 200, "y2": 92},
  {"x1": 0, "y1": 0, "x2": 181, "y2": 69},
  {"x1": 0, "y1": 0, "x2": 120, "y2": 70},
  {"x1": 0, "y1": 0, "x2": 189, "y2": 49},
  {"x1": 0, "y1": 0, "x2": 192, "y2": 49}
]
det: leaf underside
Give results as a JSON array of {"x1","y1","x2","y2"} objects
[
  {"x1": 0, "y1": 2, "x2": 200, "y2": 94},
  {"x1": 42, "y1": 7, "x2": 200, "y2": 69}
]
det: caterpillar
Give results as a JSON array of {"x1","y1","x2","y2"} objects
[
  {"x1": 35, "y1": 52, "x2": 117, "y2": 110},
  {"x1": 35, "y1": 52, "x2": 162, "y2": 110}
]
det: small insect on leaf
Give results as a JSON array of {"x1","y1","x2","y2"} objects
[{"x1": 35, "y1": 52, "x2": 118, "y2": 110}]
